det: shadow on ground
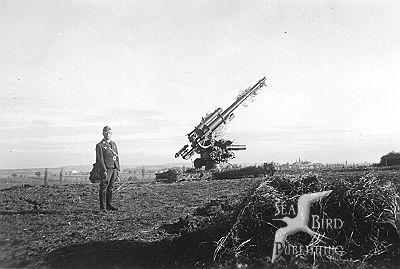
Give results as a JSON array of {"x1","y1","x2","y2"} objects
[
  {"x1": 43, "y1": 183, "x2": 260, "y2": 269},
  {"x1": 43, "y1": 225, "x2": 226, "y2": 269}
]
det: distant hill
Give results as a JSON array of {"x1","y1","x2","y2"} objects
[
  {"x1": 0, "y1": 161, "x2": 281, "y2": 177},
  {"x1": 0, "y1": 162, "x2": 191, "y2": 177}
]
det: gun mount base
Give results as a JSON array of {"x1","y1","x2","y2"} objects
[{"x1": 194, "y1": 158, "x2": 216, "y2": 170}]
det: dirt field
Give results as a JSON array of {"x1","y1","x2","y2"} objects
[
  {"x1": 0, "y1": 177, "x2": 261, "y2": 268},
  {"x1": 0, "y1": 169, "x2": 399, "y2": 269}
]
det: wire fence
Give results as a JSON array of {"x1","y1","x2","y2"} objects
[
  {"x1": 0, "y1": 172, "x2": 157, "y2": 190},
  {"x1": 0, "y1": 176, "x2": 89, "y2": 190}
]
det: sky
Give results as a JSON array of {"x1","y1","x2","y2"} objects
[{"x1": 1, "y1": 0, "x2": 400, "y2": 169}]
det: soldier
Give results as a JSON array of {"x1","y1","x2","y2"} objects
[{"x1": 96, "y1": 126, "x2": 120, "y2": 211}]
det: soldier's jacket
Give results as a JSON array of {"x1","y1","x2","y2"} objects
[{"x1": 96, "y1": 140, "x2": 120, "y2": 172}]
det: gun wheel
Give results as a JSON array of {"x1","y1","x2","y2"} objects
[{"x1": 209, "y1": 146, "x2": 223, "y2": 163}]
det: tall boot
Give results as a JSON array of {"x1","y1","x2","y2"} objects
[
  {"x1": 99, "y1": 189, "x2": 106, "y2": 211},
  {"x1": 106, "y1": 190, "x2": 118, "y2": 211}
]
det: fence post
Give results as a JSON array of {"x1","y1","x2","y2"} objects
[
  {"x1": 44, "y1": 168, "x2": 48, "y2": 186},
  {"x1": 59, "y1": 169, "x2": 63, "y2": 184}
]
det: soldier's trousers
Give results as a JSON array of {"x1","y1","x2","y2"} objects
[{"x1": 99, "y1": 168, "x2": 118, "y2": 208}]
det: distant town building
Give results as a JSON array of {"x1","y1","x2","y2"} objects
[
  {"x1": 291, "y1": 158, "x2": 312, "y2": 169},
  {"x1": 380, "y1": 151, "x2": 400, "y2": 166},
  {"x1": 278, "y1": 158, "x2": 325, "y2": 170}
]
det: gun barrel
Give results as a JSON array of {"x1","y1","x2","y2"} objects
[
  {"x1": 188, "y1": 108, "x2": 223, "y2": 142},
  {"x1": 222, "y1": 77, "x2": 266, "y2": 119},
  {"x1": 199, "y1": 108, "x2": 223, "y2": 128},
  {"x1": 207, "y1": 77, "x2": 266, "y2": 132},
  {"x1": 226, "y1": 144, "x2": 246, "y2": 151}
]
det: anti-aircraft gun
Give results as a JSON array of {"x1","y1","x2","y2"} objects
[{"x1": 175, "y1": 77, "x2": 266, "y2": 170}]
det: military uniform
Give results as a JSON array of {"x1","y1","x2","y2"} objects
[{"x1": 96, "y1": 139, "x2": 120, "y2": 210}]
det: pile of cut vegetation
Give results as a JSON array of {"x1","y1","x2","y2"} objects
[
  {"x1": 155, "y1": 168, "x2": 214, "y2": 183},
  {"x1": 212, "y1": 163, "x2": 276, "y2": 180},
  {"x1": 213, "y1": 173, "x2": 400, "y2": 268},
  {"x1": 155, "y1": 163, "x2": 276, "y2": 183}
]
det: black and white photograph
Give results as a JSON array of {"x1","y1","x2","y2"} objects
[{"x1": 1, "y1": 1, "x2": 399, "y2": 268}]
